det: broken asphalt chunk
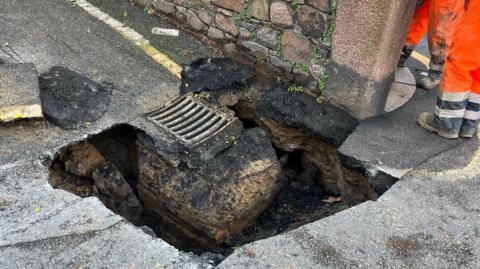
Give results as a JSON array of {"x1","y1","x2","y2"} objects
[
  {"x1": 39, "y1": 66, "x2": 112, "y2": 129},
  {"x1": 180, "y1": 58, "x2": 256, "y2": 95},
  {"x1": 255, "y1": 84, "x2": 359, "y2": 147}
]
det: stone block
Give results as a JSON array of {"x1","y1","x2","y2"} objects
[
  {"x1": 63, "y1": 142, "x2": 106, "y2": 177},
  {"x1": 135, "y1": 96, "x2": 282, "y2": 246},
  {"x1": 92, "y1": 162, "x2": 143, "y2": 221},
  {"x1": 217, "y1": 7, "x2": 234, "y2": 16},
  {"x1": 247, "y1": 0, "x2": 270, "y2": 21},
  {"x1": 237, "y1": 20, "x2": 257, "y2": 32},
  {"x1": 238, "y1": 27, "x2": 251, "y2": 40},
  {"x1": 222, "y1": 43, "x2": 240, "y2": 57},
  {"x1": 212, "y1": 0, "x2": 245, "y2": 12},
  {"x1": 324, "y1": 0, "x2": 416, "y2": 119},
  {"x1": 0, "y1": 63, "x2": 43, "y2": 123},
  {"x1": 186, "y1": 10, "x2": 207, "y2": 32},
  {"x1": 134, "y1": 0, "x2": 154, "y2": 7},
  {"x1": 207, "y1": 27, "x2": 225, "y2": 42},
  {"x1": 298, "y1": 5, "x2": 327, "y2": 39},
  {"x1": 281, "y1": 31, "x2": 312, "y2": 65},
  {"x1": 270, "y1": 2, "x2": 293, "y2": 28},
  {"x1": 152, "y1": 0, "x2": 176, "y2": 14},
  {"x1": 256, "y1": 27, "x2": 279, "y2": 50},
  {"x1": 293, "y1": 67, "x2": 316, "y2": 90},
  {"x1": 307, "y1": 0, "x2": 330, "y2": 13},
  {"x1": 215, "y1": 14, "x2": 238, "y2": 36},
  {"x1": 197, "y1": 10, "x2": 214, "y2": 25},
  {"x1": 238, "y1": 40, "x2": 269, "y2": 58},
  {"x1": 309, "y1": 62, "x2": 327, "y2": 80},
  {"x1": 270, "y1": 55, "x2": 293, "y2": 73}
]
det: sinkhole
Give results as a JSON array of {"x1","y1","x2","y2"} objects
[{"x1": 48, "y1": 95, "x2": 397, "y2": 263}]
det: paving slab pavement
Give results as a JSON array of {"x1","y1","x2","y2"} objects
[
  {"x1": 218, "y1": 40, "x2": 480, "y2": 269},
  {"x1": 219, "y1": 136, "x2": 480, "y2": 268},
  {"x1": 384, "y1": 67, "x2": 416, "y2": 113},
  {"x1": 339, "y1": 88, "x2": 465, "y2": 179}
]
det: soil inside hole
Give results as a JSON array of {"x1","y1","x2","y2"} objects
[
  {"x1": 220, "y1": 149, "x2": 350, "y2": 250},
  {"x1": 48, "y1": 124, "x2": 371, "y2": 263}
]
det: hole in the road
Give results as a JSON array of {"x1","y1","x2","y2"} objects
[{"x1": 48, "y1": 113, "x2": 395, "y2": 263}]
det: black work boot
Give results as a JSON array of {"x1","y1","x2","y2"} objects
[
  {"x1": 417, "y1": 112, "x2": 461, "y2": 139},
  {"x1": 418, "y1": 61, "x2": 443, "y2": 90},
  {"x1": 459, "y1": 119, "x2": 478, "y2": 138},
  {"x1": 398, "y1": 45, "x2": 415, "y2": 67},
  {"x1": 459, "y1": 95, "x2": 480, "y2": 138}
]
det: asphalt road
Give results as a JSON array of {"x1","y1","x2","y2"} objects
[{"x1": 0, "y1": 0, "x2": 220, "y2": 165}]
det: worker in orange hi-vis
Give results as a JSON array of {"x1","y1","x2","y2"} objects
[
  {"x1": 398, "y1": 0, "x2": 465, "y2": 90},
  {"x1": 418, "y1": 0, "x2": 480, "y2": 139}
]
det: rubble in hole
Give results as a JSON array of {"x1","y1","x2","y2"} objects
[{"x1": 48, "y1": 57, "x2": 388, "y2": 257}]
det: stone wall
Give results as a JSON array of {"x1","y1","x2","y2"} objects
[{"x1": 134, "y1": 0, "x2": 335, "y2": 96}]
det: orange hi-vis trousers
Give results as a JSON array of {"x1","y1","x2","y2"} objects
[
  {"x1": 435, "y1": 0, "x2": 480, "y2": 135},
  {"x1": 405, "y1": 0, "x2": 430, "y2": 46},
  {"x1": 405, "y1": 0, "x2": 465, "y2": 65}
]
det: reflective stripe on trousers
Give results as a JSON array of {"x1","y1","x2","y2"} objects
[{"x1": 436, "y1": 0, "x2": 480, "y2": 134}]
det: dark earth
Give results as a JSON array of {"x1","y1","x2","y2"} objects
[
  {"x1": 224, "y1": 150, "x2": 350, "y2": 249},
  {"x1": 39, "y1": 66, "x2": 112, "y2": 129}
]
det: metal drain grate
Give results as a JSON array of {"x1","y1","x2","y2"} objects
[{"x1": 146, "y1": 95, "x2": 233, "y2": 146}]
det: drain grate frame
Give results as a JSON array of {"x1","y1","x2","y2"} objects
[{"x1": 146, "y1": 95, "x2": 234, "y2": 146}]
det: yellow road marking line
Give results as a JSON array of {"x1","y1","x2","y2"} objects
[
  {"x1": 411, "y1": 51, "x2": 430, "y2": 68},
  {"x1": 0, "y1": 104, "x2": 43, "y2": 123},
  {"x1": 69, "y1": 0, "x2": 182, "y2": 78}
]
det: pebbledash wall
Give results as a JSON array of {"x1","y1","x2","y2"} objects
[{"x1": 133, "y1": 0, "x2": 336, "y2": 98}]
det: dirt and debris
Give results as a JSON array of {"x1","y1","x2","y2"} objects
[
  {"x1": 50, "y1": 137, "x2": 144, "y2": 223},
  {"x1": 151, "y1": 27, "x2": 179, "y2": 36},
  {"x1": 39, "y1": 66, "x2": 112, "y2": 129},
  {"x1": 92, "y1": 162, "x2": 143, "y2": 222},
  {"x1": 48, "y1": 124, "x2": 356, "y2": 259},
  {"x1": 223, "y1": 150, "x2": 350, "y2": 249},
  {"x1": 225, "y1": 83, "x2": 375, "y2": 204},
  {"x1": 63, "y1": 142, "x2": 106, "y2": 177}
]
